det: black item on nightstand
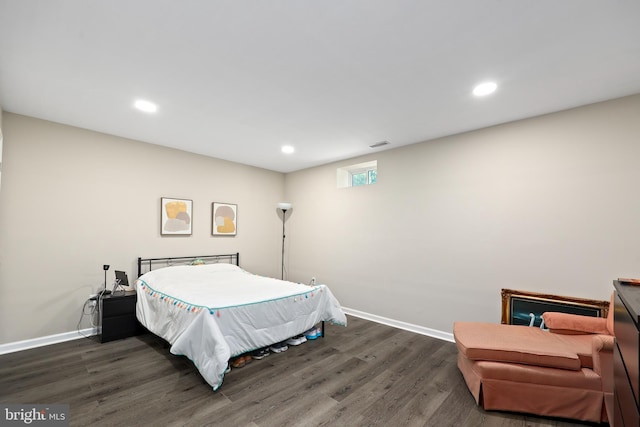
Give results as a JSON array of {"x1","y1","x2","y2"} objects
[{"x1": 100, "y1": 290, "x2": 143, "y2": 343}]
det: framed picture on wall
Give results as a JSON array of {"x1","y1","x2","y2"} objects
[
  {"x1": 501, "y1": 288, "x2": 608, "y2": 327},
  {"x1": 161, "y1": 197, "x2": 192, "y2": 236},
  {"x1": 212, "y1": 202, "x2": 237, "y2": 236}
]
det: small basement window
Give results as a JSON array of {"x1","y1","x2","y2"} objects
[{"x1": 337, "y1": 160, "x2": 377, "y2": 188}]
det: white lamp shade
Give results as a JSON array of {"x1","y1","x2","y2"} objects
[{"x1": 278, "y1": 202, "x2": 292, "y2": 210}]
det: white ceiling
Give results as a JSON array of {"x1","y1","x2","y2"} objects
[{"x1": 1, "y1": 1, "x2": 639, "y2": 173}]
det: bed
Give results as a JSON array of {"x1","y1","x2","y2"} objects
[{"x1": 134, "y1": 253, "x2": 347, "y2": 390}]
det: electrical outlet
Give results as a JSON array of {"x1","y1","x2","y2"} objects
[{"x1": 311, "y1": 277, "x2": 316, "y2": 285}]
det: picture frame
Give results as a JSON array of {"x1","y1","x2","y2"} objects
[
  {"x1": 212, "y1": 202, "x2": 237, "y2": 236},
  {"x1": 161, "y1": 197, "x2": 192, "y2": 236},
  {"x1": 501, "y1": 288, "x2": 609, "y2": 327}
]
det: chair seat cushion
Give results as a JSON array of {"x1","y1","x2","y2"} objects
[
  {"x1": 454, "y1": 322, "x2": 582, "y2": 370},
  {"x1": 468, "y1": 359, "x2": 602, "y2": 390},
  {"x1": 458, "y1": 355, "x2": 602, "y2": 391},
  {"x1": 554, "y1": 333, "x2": 596, "y2": 368}
]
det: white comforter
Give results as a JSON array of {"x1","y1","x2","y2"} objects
[{"x1": 135, "y1": 263, "x2": 347, "y2": 390}]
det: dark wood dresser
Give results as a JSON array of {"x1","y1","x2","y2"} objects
[{"x1": 614, "y1": 280, "x2": 640, "y2": 426}]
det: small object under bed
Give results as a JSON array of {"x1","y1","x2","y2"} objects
[{"x1": 135, "y1": 253, "x2": 347, "y2": 390}]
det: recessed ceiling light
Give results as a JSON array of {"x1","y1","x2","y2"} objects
[
  {"x1": 134, "y1": 99, "x2": 158, "y2": 113},
  {"x1": 281, "y1": 145, "x2": 295, "y2": 154},
  {"x1": 473, "y1": 82, "x2": 497, "y2": 97}
]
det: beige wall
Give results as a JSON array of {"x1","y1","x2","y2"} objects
[
  {"x1": 2, "y1": 94, "x2": 639, "y2": 346},
  {"x1": 285, "y1": 94, "x2": 640, "y2": 333},
  {"x1": 0, "y1": 103, "x2": 3, "y2": 187},
  {"x1": 0, "y1": 113, "x2": 286, "y2": 344}
]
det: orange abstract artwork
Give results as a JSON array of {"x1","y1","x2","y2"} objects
[{"x1": 212, "y1": 203, "x2": 237, "y2": 236}]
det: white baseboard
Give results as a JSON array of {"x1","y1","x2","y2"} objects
[
  {"x1": 342, "y1": 307, "x2": 454, "y2": 343},
  {"x1": 0, "y1": 308, "x2": 452, "y2": 356},
  {"x1": 0, "y1": 328, "x2": 97, "y2": 355}
]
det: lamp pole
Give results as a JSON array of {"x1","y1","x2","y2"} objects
[
  {"x1": 281, "y1": 208, "x2": 287, "y2": 280},
  {"x1": 277, "y1": 202, "x2": 292, "y2": 280}
]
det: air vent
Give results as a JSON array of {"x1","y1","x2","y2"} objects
[{"x1": 369, "y1": 141, "x2": 390, "y2": 149}]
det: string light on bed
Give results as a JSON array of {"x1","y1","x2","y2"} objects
[{"x1": 277, "y1": 202, "x2": 292, "y2": 280}]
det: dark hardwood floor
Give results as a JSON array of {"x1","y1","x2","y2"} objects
[{"x1": 0, "y1": 316, "x2": 603, "y2": 426}]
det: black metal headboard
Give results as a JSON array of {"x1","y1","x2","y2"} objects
[{"x1": 137, "y1": 252, "x2": 240, "y2": 277}]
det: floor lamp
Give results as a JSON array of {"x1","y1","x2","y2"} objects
[{"x1": 278, "y1": 202, "x2": 292, "y2": 280}]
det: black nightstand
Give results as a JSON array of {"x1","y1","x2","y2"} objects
[{"x1": 100, "y1": 290, "x2": 143, "y2": 343}]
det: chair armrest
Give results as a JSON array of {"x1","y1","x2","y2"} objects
[
  {"x1": 542, "y1": 312, "x2": 609, "y2": 335},
  {"x1": 592, "y1": 335, "x2": 614, "y2": 395},
  {"x1": 593, "y1": 334, "x2": 615, "y2": 352}
]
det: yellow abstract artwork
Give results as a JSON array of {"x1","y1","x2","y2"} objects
[{"x1": 161, "y1": 197, "x2": 192, "y2": 235}]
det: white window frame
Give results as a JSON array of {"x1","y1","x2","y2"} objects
[{"x1": 337, "y1": 160, "x2": 377, "y2": 188}]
